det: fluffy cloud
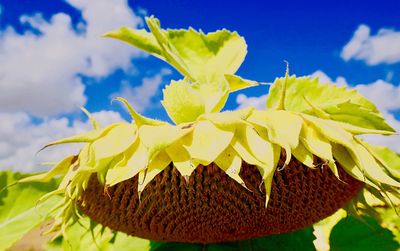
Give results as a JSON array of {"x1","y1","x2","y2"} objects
[
  {"x1": 235, "y1": 71, "x2": 400, "y2": 152},
  {"x1": 0, "y1": 111, "x2": 125, "y2": 172},
  {"x1": 354, "y1": 80, "x2": 400, "y2": 112},
  {"x1": 0, "y1": 0, "x2": 143, "y2": 116},
  {"x1": 110, "y1": 68, "x2": 172, "y2": 112},
  {"x1": 341, "y1": 24, "x2": 400, "y2": 65},
  {"x1": 236, "y1": 93, "x2": 267, "y2": 110},
  {"x1": 310, "y1": 70, "x2": 348, "y2": 87}
]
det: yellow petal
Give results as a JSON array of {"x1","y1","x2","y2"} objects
[
  {"x1": 105, "y1": 140, "x2": 148, "y2": 186},
  {"x1": 41, "y1": 124, "x2": 119, "y2": 150},
  {"x1": 138, "y1": 151, "x2": 171, "y2": 193},
  {"x1": 263, "y1": 174, "x2": 274, "y2": 208},
  {"x1": 80, "y1": 107, "x2": 100, "y2": 130},
  {"x1": 114, "y1": 97, "x2": 166, "y2": 127},
  {"x1": 351, "y1": 142, "x2": 400, "y2": 187},
  {"x1": 19, "y1": 155, "x2": 77, "y2": 183},
  {"x1": 198, "y1": 107, "x2": 254, "y2": 128},
  {"x1": 184, "y1": 120, "x2": 234, "y2": 165},
  {"x1": 214, "y1": 145, "x2": 245, "y2": 184},
  {"x1": 165, "y1": 141, "x2": 195, "y2": 177},
  {"x1": 292, "y1": 142, "x2": 315, "y2": 168},
  {"x1": 301, "y1": 115, "x2": 353, "y2": 147},
  {"x1": 300, "y1": 123, "x2": 338, "y2": 177},
  {"x1": 139, "y1": 124, "x2": 193, "y2": 161},
  {"x1": 91, "y1": 123, "x2": 137, "y2": 159},
  {"x1": 248, "y1": 110, "x2": 303, "y2": 166},
  {"x1": 231, "y1": 126, "x2": 266, "y2": 167}
]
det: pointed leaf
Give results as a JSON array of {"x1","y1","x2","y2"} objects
[
  {"x1": 138, "y1": 151, "x2": 171, "y2": 193},
  {"x1": 184, "y1": 120, "x2": 234, "y2": 165},
  {"x1": 91, "y1": 123, "x2": 137, "y2": 160},
  {"x1": 198, "y1": 106, "x2": 254, "y2": 128},
  {"x1": 165, "y1": 141, "x2": 194, "y2": 177},
  {"x1": 103, "y1": 27, "x2": 163, "y2": 58},
  {"x1": 292, "y1": 142, "x2": 315, "y2": 168},
  {"x1": 105, "y1": 141, "x2": 147, "y2": 186},
  {"x1": 19, "y1": 156, "x2": 77, "y2": 183},
  {"x1": 139, "y1": 123, "x2": 193, "y2": 161},
  {"x1": 42, "y1": 124, "x2": 118, "y2": 150},
  {"x1": 146, "y1": 17, "x2": 247, "y2": 84},
  {"x1": 358, "y1": 140, "x2": 400, "y2": 179},
  {"x1": 224, "y1": 74, "x2": 258, "y2": 92},
  {"x1": 267, "y1": 76, "x2": 394, "y2": 133},
  {"x1": 248, "y1": 110, "x2": 303, "y2": 165},
  {"x1": 114, "y1": 97, "x2": 166, "y2": 127},
  {"x1": 214, "y1": 145, "x2": 245, "y2": 185},
  {"x1": 300, "y1": 123, "x2": 338, "y2": 177}
]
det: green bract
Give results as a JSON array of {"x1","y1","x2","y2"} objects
[
  {"x1": 104, "y1": 16, "x2": 257, "y2": 124},
  {"x1": 17, "y1": 16, "x2": 400, "y2": 241}
]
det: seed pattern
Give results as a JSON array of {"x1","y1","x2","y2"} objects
[{"x1": 79, "y1": 156, "x2": 363, "y2": 243}]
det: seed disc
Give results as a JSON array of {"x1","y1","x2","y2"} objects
[{"x1": 79, "y1": 157, "x2": 363, "y2": 243}]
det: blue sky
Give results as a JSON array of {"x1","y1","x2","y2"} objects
[{"x1": 0, "y1": 0, "x2": 400, "y2": 171}]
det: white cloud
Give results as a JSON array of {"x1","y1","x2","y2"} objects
[
  {"x1": 236, "y1": 93, "x2": 267, "y2": 110},
  {"x1": 0, "y1": 0, "x2": 143, "y2": 116},
  {"x1": 0, "y1": 111, "x2": 125, "y2": 172},
  {"x1": 110, "y1": 68, "x2": 172, "y2": 112},
  {"x1": 341, "y1": 24, "x2": 400, "y2": 65},
  {"x1": 354, "y1": 80, "x2": 400, "y2": 112},
  {"x1": 310, "y1": 70, "x2": 348, "y2": 87}
]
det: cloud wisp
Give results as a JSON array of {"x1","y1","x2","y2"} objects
[
  {"x1": 110, "y1": 68, "x2": 172, "y2": 113},
  {"x1": 0, "y1": 110, "x2": 125, "y2": 172},
  {"x1": 341, "y1": 24, "x2": 400, "y2": 65},
  {"x1": 0, "y1": 0, "x2": 143, "y2": 116}
]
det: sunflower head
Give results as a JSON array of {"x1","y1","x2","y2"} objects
[{"x1": 20, "y1": 16, "x2": 400, "y2": 243}]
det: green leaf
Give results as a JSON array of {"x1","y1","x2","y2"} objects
[
  {"x1": 266, "y1": 76, "x2": 394, "y2": 133},
  {"x1": 324, "y1": 102, "x2": 395, "y2": 134},
  {"x1": 108, "y1": 17, "x2": 247, "y2": 84},
  {"x1": 313, "y1": 209, "x2": 347, "y2": 251},
  {"x1": 45, "y1": 217, "x2": 151, "y2": 251},
  {"x1": 106, "y1": 17, "x2": 252, "y2": 120},
  {"x1": 150, "y1": 227, "x2": 316, "y2": 251},
  {"x1": 0, "y1": 171, "x2": 61, "y2": 251},
  {"x1": 251, "y1": 227, "x2": 316, "y2": 251},
  {"x1": 103, "y1": 27, "x2": 163, "y2": 58},
  {"x1": 330, "y1": 216, "x2": 399, "y2": 251},
  {"x1": 150, "y1": 242, "x2": 203, "y2": 251},
  {"x1": 161, "y1": 79, "x2": 206, "y2": 124},
  {"x1": 358, "y1": 141, "x2": 400, "y2": 180}
]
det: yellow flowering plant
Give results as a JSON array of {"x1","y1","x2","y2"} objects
[{"x1": 9, "y1": 16, "x2": 400, "y2": 246}]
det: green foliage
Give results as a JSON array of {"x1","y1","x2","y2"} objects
[
  {"x1": 0, "y1": 171, "x2": 61, "y2": 250},
  {"x1": 267, "y1": 76, "x2": 394, "y2": 133},
  {"x1": 150, "y1": 227, "x2": 316, "y2": 251},
  {"x1": 330, "y1": 216, "x2": 399, "y2": 251},
  {"x1": 45, "y1": 218, "x2": 150, "y2": 251},
  {"x1": 105, "y1": 16, "x2": 257, "y2": 124}
]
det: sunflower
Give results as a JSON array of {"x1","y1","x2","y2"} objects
[{"x1": 21, "y1": 16, "x2": 400, "y2": 244}]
